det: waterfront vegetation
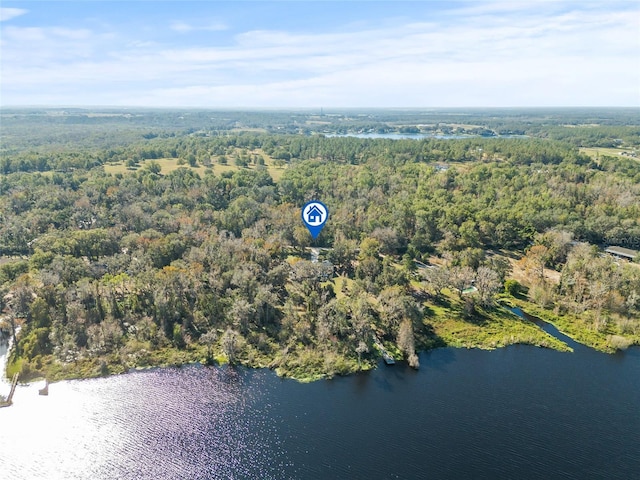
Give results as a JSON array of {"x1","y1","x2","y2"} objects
[
  {"x1": 427, "y1": 292, "x2": 573, "y2": 352},
  {"x1": 1, "y1": 108, "x2": 639, "y2": 382}
]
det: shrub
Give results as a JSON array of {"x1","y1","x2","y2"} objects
[{"x1": 504, "y1": 279, "x2": 522, "y2": 297}]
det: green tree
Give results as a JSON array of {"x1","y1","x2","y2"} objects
[{"x1": 145, "y1": 160, "x2": 162, "y2": 174}]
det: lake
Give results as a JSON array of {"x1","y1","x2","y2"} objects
[
  {"x1": 325, "y1": 132, "x2": 474, "y2": 140},
  {"x1": 1, "y1": 341, "x2": 639, "y2": 479},
  {"x1": 325, "y1": 132, "x2": 529, "y2": 140}
]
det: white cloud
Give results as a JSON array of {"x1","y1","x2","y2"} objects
[
  {"x1": 170, "y1": 21, "x2": 192, "y2": 33},
  {"x1": 1, "y1": 25, "x2": 97, "y2": 63},
  {"x1": 0, "y1": 7, "x2": 27, "y2": 22},
  {"x1": 1, "y1": 2, "x2": 639, "y2": 106},
  {"x1": 170, "y1": 21, "x2": 228, "y2": 33}
]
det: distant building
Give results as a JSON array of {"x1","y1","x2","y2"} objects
[{"x1": 605, "y1": 246, "x2": 638, "y2": 261}]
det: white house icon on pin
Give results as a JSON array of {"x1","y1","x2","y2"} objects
[{"x1": 306, "y1": 205, "x2": 324, "y2": 224}]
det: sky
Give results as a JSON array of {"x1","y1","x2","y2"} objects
[{"x1": 1, "y1": 1, "x2": 639, "y2": 108}]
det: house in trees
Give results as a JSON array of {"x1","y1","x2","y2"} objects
[{"x1": 605, "y1": 246, "x2": 638, "y2": 262}]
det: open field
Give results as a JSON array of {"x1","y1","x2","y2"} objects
[
  {"x1": 104, "y1": 154, "x2": 287, "y2": 181},
  {"x1": 580, "y1": 147, "x2": 638, "y2": 161}
]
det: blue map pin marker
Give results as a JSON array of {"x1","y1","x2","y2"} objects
[{"x1": 301, "y1": 200, "x2": 329, "y2": 239}]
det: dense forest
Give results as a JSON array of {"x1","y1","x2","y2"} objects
[{"x1": 1, "y1": 109, "x2": 639, "y2": 382}]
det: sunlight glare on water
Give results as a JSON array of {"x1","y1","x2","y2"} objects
[{"x1": 0, "y1": 364, "x2": 288, "y2": 480}]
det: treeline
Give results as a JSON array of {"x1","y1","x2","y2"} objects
[
  {"x1": 0, "y1": 132, "x2": 603, "y2": 174},
  {"x1": 2, "y1": 136, "x2": 640, "y2": 255},
  {"x1": 534, "y1": 125, "x2": 640, "y2": 147}
]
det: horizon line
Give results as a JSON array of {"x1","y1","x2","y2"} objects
[{"x1": 2, "y1": 105, "x2": 639, "y2": 111}]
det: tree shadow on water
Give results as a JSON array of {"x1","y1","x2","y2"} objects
[{"x1": 420, "y1": 347, "x2": 457, "y2": 373}]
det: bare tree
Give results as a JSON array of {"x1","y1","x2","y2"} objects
[
  {"x1": 422, "y1": 267, "x2": 448, "y2": 297},
  {"x1": 448, "y1": 266, "x2": 475, "y2": 298},
  {"x1": 520, "y1": 245, "x2": 549, "y2": 282},
  {"x1": 229, "y1": 297, "x2": 255, "y2": 334},
  {"x1": 397, "y1": 319, "x2": 419, "y2": 369},
  {"x1": 537, "y1": 230, "x2": 573, "y2": 267},
  {"x1": 590, "y1": 280, "x2": 609, "y2": 331},
  {"x1": 475, "y1": 267, "x2": 501, "y2": 307},
  {"x1": 221, "y1": 328, "x2": 238, "y2": 364},
  {"x1": 378, "y1": 287, "x2": 421, "y2": 330},
  {"x1": 200, "y1": 330, "x2": 218, "y2": 363}
]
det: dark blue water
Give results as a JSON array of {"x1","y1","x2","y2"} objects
[
  {"x1": 1, "y1": 345, "x2": 639, "y2": 479},
  {"x1": 272, "y1": 347, "x2": 640, "y2": 479}
]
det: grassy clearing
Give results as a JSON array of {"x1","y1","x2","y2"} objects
[
  {"x1": 580, "y1": 147, "x2": 638, "y2": 161},
  {"x1": 103, "y1": 158, "x2": 190, "y2": 175},
  {"x1": 103, "y1": 150, "x2": 287, "y2": 182},
  {"x1": 332, "y1": 275, "x2": 355, "y2": 300}
]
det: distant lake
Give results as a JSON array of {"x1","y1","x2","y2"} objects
[
  {"x1": 326, "y1": 132, "x2": 474, "y2": 140},
  {"x1": 1, "y1": 342, "x2": 639, "y2": 479},
  {"x1": 325, "y1": 132, "x2": 529, "y2": 140}
]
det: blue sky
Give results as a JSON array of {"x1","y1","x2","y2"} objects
[{"x1": 1, "y1": 1, "x2": 639, "y2": 107}]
